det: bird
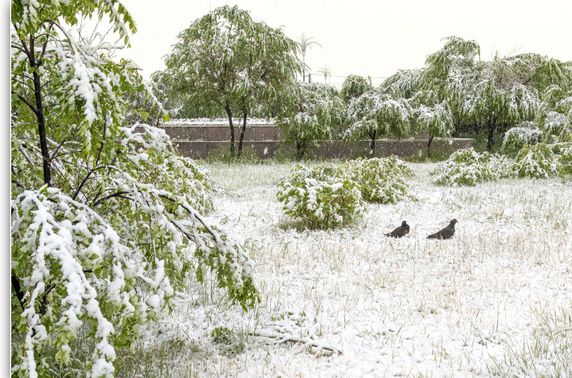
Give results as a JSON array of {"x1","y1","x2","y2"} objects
[
  {"x1": 427, "y1": 219, "x2": 458, "y2": 240},
  {"x1": 385, "y1": 221, "x2": 410, "y2": 238}
]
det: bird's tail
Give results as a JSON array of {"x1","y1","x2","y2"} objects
[{"x1": 427, "y1": 234, "x2": 437, "y2": 239}]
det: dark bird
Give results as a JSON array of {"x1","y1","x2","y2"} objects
[
  {"x1": 385, "y1": 221, "x2": 410, "y2": 238},
  {"x1": 427, "y1": 219, "x2": 458, "y2": 240}
]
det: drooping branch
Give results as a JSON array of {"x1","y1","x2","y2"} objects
[{"x1": 251, "y1": 330, "x2": 343, "y2": 355}]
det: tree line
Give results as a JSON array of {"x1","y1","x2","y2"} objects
[{"x1": 152, "y1": 7, "x2": 572, "y2": 159}]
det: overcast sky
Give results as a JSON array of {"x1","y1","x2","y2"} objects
[{"x1": 120, "y1": 0, "x2": 572, "y2": 87}]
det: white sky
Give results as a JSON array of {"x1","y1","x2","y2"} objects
[{"x1": 120, "y1": 0, "x2": 572, "y2": 87}]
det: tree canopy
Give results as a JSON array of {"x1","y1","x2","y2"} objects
[
  {"x1": 340, "y1": 74, "x2": 372, "y2": 104},
  {"x1": 157, "y1": 5, "x2": 302, "y2": 156},
  {"x1": 343, "y1": 90, "x2": 412, "y2": 155},
  {"x1": 277, "y1": 82, "x2": 345, "y2": 159}
]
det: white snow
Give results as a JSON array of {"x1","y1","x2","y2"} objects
[
  {"x1": 127, "y1": 162, "x2": 572, "y2": 377},
  {"x1": 163, "y1": 118, "x2": 275, "y2": 126}
]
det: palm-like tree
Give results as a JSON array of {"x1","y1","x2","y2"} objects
[
  {"x1": 318, "y1": 65, "x2": 331, "y2": 84},
  {"x1": 299, "y1": 33, "x2": 322, "y2": 82}
]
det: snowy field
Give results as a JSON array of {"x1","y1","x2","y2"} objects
[{"x1": 119, "y1": 162, "x2": 572, "y2": 377}]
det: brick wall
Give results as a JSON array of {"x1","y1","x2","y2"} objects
[{"x1": 160, "y1": 122, "x2": 472, "y2": 159}]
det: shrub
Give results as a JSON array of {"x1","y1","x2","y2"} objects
[
  {"x1": 276, "y1": 164, "x2": 364, "y2": 229},
  {"x1": 345, "y1": 158, "x2": 411, "y2": 204},
  {"x1": 513, "y1": 143, "x2": 560, "y2": 178},
  {"x1": 541, "y1": 111, "x2": 572, "y2": 143},
  {"x1": 433, "y1": 148, "x2": 512, "y2": 186},
  {"x1": 502, "y1": 122, "x2": 542, "y2": 155},
  {"x1": 550, "y1": 142, "x2": 572, "y2": 176}
]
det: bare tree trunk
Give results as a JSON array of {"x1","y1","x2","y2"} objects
[
  {"x1": 427, "y1": 135, "x2": 434, "y2": 157},
  {"x1": 238, "y1": 111, "x2": 248, "y2": 156},
  {"x1": 295, "y1": 141, "x2": 306, "y2": 160},
  {"x1": 369, "y1": 130, "x2": 377, "y2": 156},
  {"x1": 224, "y1": 100, "x2": 235, "y2": 156},
  {"x1": 29, "y1": 36, "x2": 51, "y2": 186}
]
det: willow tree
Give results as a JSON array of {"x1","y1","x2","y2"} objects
[
  {"x1": 463, "y1": 56, "x2": 542, "y2": 150},
  {"x1": 340, "y1": 74, "x2": 372, "y2": 104},
  {"x1": 11, "y1": 1, "x2": 258, "y2": 376},
  {"x1": 419, "y1": 36, "x2": 553, "y2": 150},
  {"x1": 343, "y1": 90, "x2": 412, "y2": 155},
  {"x1": 161, "y1": 5, "x2": 301, "y2": 156},
  {"x1": 277, "y1": 82, "x2": 344, "y2": 160},
  {"x1": 414, "y1": 102, "x2": 454, "y2": 156},
  {"x1": 380, "y1": 68, "x2": 424, "y2": 99}
]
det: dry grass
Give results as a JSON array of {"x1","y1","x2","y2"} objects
[{"x1": 117, "y1": 162, "x2": 572, "y2": 377}]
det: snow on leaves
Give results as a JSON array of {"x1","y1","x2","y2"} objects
[{"x1": 343, "y1": 90, "x2": 412, "y2": 147}]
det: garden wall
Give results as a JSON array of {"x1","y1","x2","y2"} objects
[{"x1": 160, "y1": 121, "x2": 473, "y2": 159}]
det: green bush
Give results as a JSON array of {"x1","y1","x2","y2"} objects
[
  {"x1": 276, "y1": 164, "x2": 364, "y2": 229},
  {"x1": 513, "y1": 143, "x2": 560, "y2": 178},
  {"x1": 345, "y1": 157, "x2": 411, "y2": 204},
  {"x1": 433, "y1": 148, "x2": 512, "y2": 186},
  {"x1": 550, "y1": 143, "x2": 572, "y2": 176}
]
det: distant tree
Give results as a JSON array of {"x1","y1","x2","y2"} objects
[
  {"x1": 413, "y1": 102, "x2": 454, "y2": 156},
  {"x1": 344, "y1": 90, "x2": 412, "y2": 155},
  {"x1": 277, "y1": 82, "x2": 344, "y2": 159},
  {"x1": 380, "y1": 69, "x2": 424, "y2": 99},
  {"x1": 318, "y1": 65, "x2": 332, "y2": 84},
  {"x1": 463, "y1": 56, "x2": 542, "y2": 150},
  {"x1": 299, "y1": 33, "x2": 322, "y2": 83},
  {"x1": 161, "y1": 5, "x2": 301, "y2": 156},
  {"x1": 149, "y1": 69, "x2": 222, "y2": 119},
  {"x1": 418, "y1": 36, "x2": 560, "y2": 151},
  {"x1": 340, "y1": 74, "x2": 372, "y2": 104}
]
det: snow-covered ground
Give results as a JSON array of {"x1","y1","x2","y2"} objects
[{"x1": 120, "y1": 162, "x2": 572, "y2": 377}]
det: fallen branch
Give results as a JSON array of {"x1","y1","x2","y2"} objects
[{"x1": 250, "y1": 330, "x2": 343, "y2": 355}]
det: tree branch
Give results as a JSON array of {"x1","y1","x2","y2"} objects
[
  {"x1": 11, "y1": 273, "x2": 26, "y2": 311},
  {"x1": 16, "y1": 94, "x2": 38, "y2": 115},
  {"x1": 91, "y1": 190, "x2": 133, "y2": 207}
]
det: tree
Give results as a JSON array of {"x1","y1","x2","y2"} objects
[
  {"x1": 277, "y1": 82, "x2": 344, "y2": 160},
  {"x1": 11, "y1": 1, "x2": 258, "y2": 376},
  {"x1": 299, "y1": 33, "x2": 322, "y2": 83},
  {"x1": 160, "y1": 5, "x2": 301, "y2": 156},
  {"x1": 380, "y1": 69, "x2": 424, "y2": 99},
  {"x1": 413, "y1": 102, "x2": 454, "y2": 156},
  {"x1": 318, "y1": 65, "x2": 332, "y2": 84},
  {"x1": 419, "y1": 37, "x2": 556, "y2": 151},
  {"x1": 340, "y1": 74, "x2": 372, "y2": 104},
  {"x1": 343, "y1": 90, "x2": 412, "y2": 155},
  {"x1": 463, "y1": 56, "x2": 542, "y2": 150}
]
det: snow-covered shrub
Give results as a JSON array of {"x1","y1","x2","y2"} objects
[
  {"x1": 541, "y1": 111, "x2": 572, "y2": 143},
  {"x1": 502, "y1": 121, "x2": 542, "y2": 154},
  {"x1": 513, "y1": 143, "x2": 560, "y2": 178},
  {"x1": 550, "y1": 142, "x2": 572, "y2": 176},
  {"x1": 276, "y1": 164, "x2": 364, "y2": 229},
  {"x1": 345, "y1": 158, "x2": 411, "y2": 204},
  {"x1": 433, "y1": 148, "x2": 512, "y2": 186}
]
